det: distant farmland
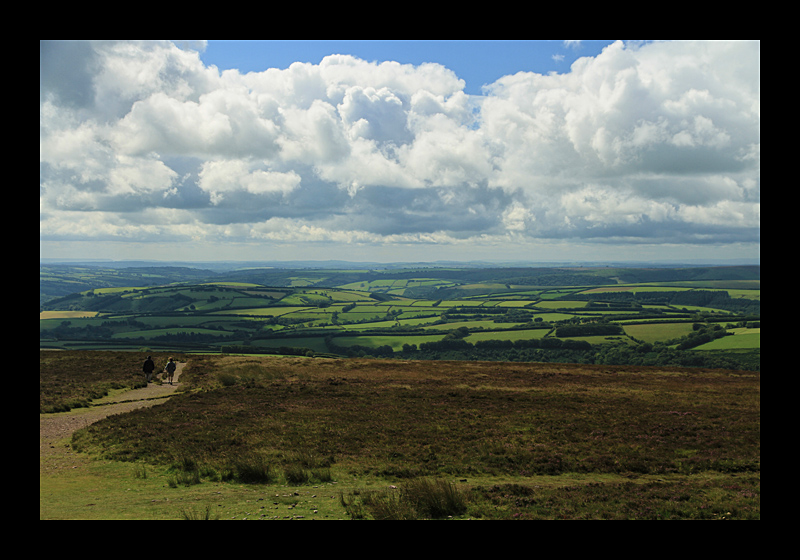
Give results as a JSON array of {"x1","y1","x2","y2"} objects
[{"x1": 40, "y1": 264, "x2": 760, "y2": 371}]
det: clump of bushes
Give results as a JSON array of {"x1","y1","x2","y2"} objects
[
  {"x1": 161, "y1": 449, "x2": 334, "y2": 487},
  {"x1": 341, "y1": 478, "x2": 467, "y2": 520}
]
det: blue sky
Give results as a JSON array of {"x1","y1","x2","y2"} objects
[
  {"x1": 40, "y1": 40, "x2": 759, "y2": 264},
  {"x1": 199, "y1": 40, "x2": 617, "y2": 96}
]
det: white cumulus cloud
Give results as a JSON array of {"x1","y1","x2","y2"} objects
[{"x1": 40, "y1": 40, "x2": 759, "y2": 260}]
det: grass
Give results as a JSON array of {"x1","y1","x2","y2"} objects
[
  {"x1": 182, "y1": 505, "x2": 220, "y2": 520},
  {"x1": 332, "y1": 334, "x2": 445, "y2": 351},
  {"x1": 40, "y1": 310, "x2": 101, "y2": 319},
  {"x1": 465, "y1": 329, "x2": 551, "y2": 343},
  {"x1": 341, "y1": 477, "x2": 467, "y2": 520},
  {"x1": 42, "y1": 352, "x2": 760, "y2": 520},
  {"x1": 535, "y1": 300, "x2": 587, "y2": 309},
  {"x1": 623, "y1": 322, "x2": 696, "y2": 343},
  {"x1": 40, "y1": 450, "x2": 348, "y2": 520},
  {"x1": 694, "y1": 332, "x2": 761, "y2": 350},
  {"x1": 230, "y1": 456, "x2": 277, "y2": 484}
]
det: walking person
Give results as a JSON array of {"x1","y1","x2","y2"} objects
[
  {"x1": 143, "y1": 355, "x2": 155, "y2": 384},
  {"x1": 165, "y1": 357, "x2": 177, "y2": 385}
]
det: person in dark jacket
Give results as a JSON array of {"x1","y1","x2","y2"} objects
[{"x1": 143, "y1": 355, "x2": 155, "y2": 383}]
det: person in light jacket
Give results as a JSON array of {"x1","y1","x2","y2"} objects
[{"x1": 165, "y1": 357, "x2": 177, "y2": 385}]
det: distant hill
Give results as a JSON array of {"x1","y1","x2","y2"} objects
[
  {"x1": 612, "y1": 266, "x2": 760, "y2": 284},
  {"x1": 41, "y1": 263, "x2": 760, "y2": 305},
  {"x1": 39, "y1": 265, "x2": 218, "y2": 305}
]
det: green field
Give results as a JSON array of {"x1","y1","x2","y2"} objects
[
  {"x1": 40, "y1": 263, "x2": 760, "y2": 371},
  {"x1": 694, "y1": 329, "x2": 760, "y2": 350},
  {"x1": 535, "y1": 300, "x2": 587, "y2": 309},
  {"x1": 622, "y1": 322, "x2": 696, "y2": 343},
  {"x1": 331, "y1": 334, "x2": 446, "y2": 351},
  {"x1": 465, "y1": 329, "x2": 550, "y2": 343}
]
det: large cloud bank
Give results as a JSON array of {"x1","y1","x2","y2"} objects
[{"x1": 40, "y1": 40, "x2": 759, "y2": 258}]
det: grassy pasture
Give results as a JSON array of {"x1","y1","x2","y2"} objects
[
  {"x1": 673, "y1": 305, "x2": 736, "y2": 314},
  {"x1": 92, "y1": 286, "x2": 151, "y2": 295},
  {"x1": 467, "y1": 289, "x2": 546, "y2": 300},
  {"x1": 332, "y1": 334, "x2": 445, "y2": 351},
  {"x1": 434, "y1": 300, "x2": 484, "y2": 307},
  {"x1": 623, "y1": 322, "x2": 697, "y2": 343},
  {"x1": 45, "y1": 352, "x2": 760, "y2": 520},
  {"x1": 536, "y1": 289, "x2": 586, "y2": 300},
  {"x1": 40, "y1": 310, "x2": 101, "y2": 320},
  {"x1": 337, "y1": 279, "x2": 457, "y2": 293},
  {"x1": 287, "y1": 277, "x2": 317, "y2": 287},
  {"x1": 277, "y1": 292, "x2": 332, "y2": 306},
  {"x1": 494, "y1": 300, "x2": 540, "y2": 307},
  {"x1": 534, "y1": 312, "x2": 577, "y2": 322},
  {"x1": 558, "y1": 335, "x2": 636, "y2": 346},
  {"x1": 535, "y1": 300, "x2": 588, "y2": 309},
  {"x1": 341, "y1": 317, "x2": 439, "y2": 330},
  {"x1": 464, "y1": 329, "x2": 550, "y2": 343},
  {"x1": 214, "y1": 306, "x2": 313, "y2": 317},
  {"x1": 579, "y1": 286, "x2": 695, "y2": 294},
  {"x1": 727, "y1": 289, "x2": 760, "y2": 301},
  {"x1": 323, "y1": 290, "x2": 375, "y2": 302},
  {"x1": 423, "y1": 320, "x2": 505, "y2": 331},
  {"x1": 694, "y1": 331, "x2": 761, "y2": 350}
]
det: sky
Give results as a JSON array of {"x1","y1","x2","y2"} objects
[{"x1": 40, "y1": 40, "x2": 760, "y2": 264}]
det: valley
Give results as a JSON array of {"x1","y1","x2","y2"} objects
[{"x1": 41, "y1": 263, "x2": 760, "y2": 371}]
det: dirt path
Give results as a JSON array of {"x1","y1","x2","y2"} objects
[{"x1": 40, "y1": 362, "x2": 186, "y2": 470}]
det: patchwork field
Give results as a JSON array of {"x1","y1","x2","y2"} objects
[{"x1": 40, "y1": 264, "x2": 760, "y2": 371}]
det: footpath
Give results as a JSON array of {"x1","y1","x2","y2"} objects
[{"x1": 40, "y1": 362, "x2": 185, "y2": 471}]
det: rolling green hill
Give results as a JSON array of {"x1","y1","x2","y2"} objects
[{"x1": 40, "y1": 264, "x2": 760, "y2": 371}]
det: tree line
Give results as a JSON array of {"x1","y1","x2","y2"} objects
[{"x1": 571, "y1": 290, "x2": 759, "y2": 314}]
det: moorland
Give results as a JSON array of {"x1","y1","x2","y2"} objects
[
  {"x1": 40, "y1": 262, "x2": 760, "y2": 520},
  {"x1": 41, "y1": 351, "x2": 759, "y2": 520}
]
